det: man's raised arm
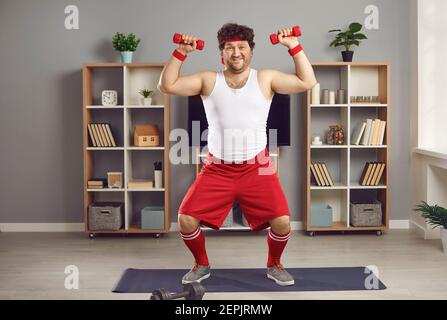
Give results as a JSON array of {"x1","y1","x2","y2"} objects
[{"x1": 157, "y1": 34, "x2": 204, "y2": 96}]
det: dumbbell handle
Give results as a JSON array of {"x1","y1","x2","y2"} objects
[
  {"x1": 173, "y1": 33, "x2": 205, "y2": 50},
  {"x1": 270, "y1": 26, "x2": 302, "y2": 45},
  {"x1": 169, "y1": 291, "x2": 189, "y2": 300}
]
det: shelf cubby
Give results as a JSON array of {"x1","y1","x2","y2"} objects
[
  {"x1": 310, "y1": 189, "x2": 348, "y2": 228},
  {"x1": 350, "y1": 148, "x2": 387, "y2": 187},
  {"x1": 125, "y1": 108, "x2": 165, "y2": 148},
  {"x1": 310, "y1": 148, "x2": 348, "y2": 188}
]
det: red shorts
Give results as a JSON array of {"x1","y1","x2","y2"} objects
[{"x1": 178, "y1": 148, "x2": 291, "y2": 231}]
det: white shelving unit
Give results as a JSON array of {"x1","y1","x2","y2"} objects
[
  {"x1": 83, "y1": 63, "x2": 171, "y2": 237},
  {"x1": 303, "y1": 62, "x2": 390, "y2": 236}
]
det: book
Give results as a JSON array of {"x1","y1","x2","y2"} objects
[
  {"x1": 128, "y1": 179, "x2": 153, "y2": 188},
  {"x1": 105, "y1": 124, "x2": 116, "y2": 147},
  {"x1": 314, "y1": 162, "x2": 327, "y2": 186},
  {"x1": 351, "y1": 121, "x2": 366, "y2": 145},
  {"x1": 366, "y1": 162, "x2": 378, "y2": 186},
  {"x1": 101, "y1": 123, "x2": 112, "y2": 147},
  {"x1": 378, "y1": 121, "x2": 386, "y2": 145},
  {"x1": 88, "y1": 178, "x2": 107, "y2": 188},
  {"x1": 97, "y1": 123, "x2": 109, "y2": 147},
  {"x1": 373, "y1": 163, "x2": 386, "y2": 185},
  {"x1": 361, "y1": 119, "x2": 373, "y2": 145},
  {"x1": 87, "y1": 124, "x2": 98, "y2": 147},
  {"x1": 92, "y1": 124, "x2": 104, "y2": 147},
  {"x1": 370, "y1": 162, "x2": 381, "y2": 185},
  {"x1": 360, "y1": 162, "x2": 373, "y2": 185},
  {"x1": 321, "y1": 162, "x2": 334, "y2": 186},
  {"x1": 310, "y1": 163, "x2": 321, "y2": 186},
  {"x1": 369, "y1": 119, "x2": 379, "y2": 145},
  {"x1": 316, "y1": 162, "x2": 330, "y2": 186},
  {"x1": 312, "y1": 162, "x2": 324, "y2": 186}
]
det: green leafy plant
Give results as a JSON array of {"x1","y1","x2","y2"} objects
[
  {"x1": 413, "y1": 201, "x2": 447, "y2": 229},
  {"x1": 139, "y1": 89, "x2": 154, "y2": 98},
  {"x1": 112, "y1": 32, "x2": 141, "y2": 52},
  {"x1": 328, "y1": 22, "x2": 368, "y2": 51}
]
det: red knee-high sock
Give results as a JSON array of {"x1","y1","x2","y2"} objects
[
  {"x1": 267, "y1": 229, "x2": 290, "y2": 267},
  {"x1": 180, "y1": 227, "x2": 209, "y2": 266}
]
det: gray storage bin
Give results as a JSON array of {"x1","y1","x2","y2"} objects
[
  {"x1": 141, "y1": 206, "x2": 164, "y2": 230},
  {"x1": 222, "y1": 206, "x2": 234, "y2": 227},
  {"x1": 89, "y1": 202, "x2": 124, "y2": 231},
  {"x1": 310, "y1": 204, "x2": 333, "y2": 227},
  {"x1": 350, "y1": 200, "x2": 382, "y2": 227}
]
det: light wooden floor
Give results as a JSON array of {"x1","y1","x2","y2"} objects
[{"x1": 0, "y1": 229, "x2": 446, "y2": 300}]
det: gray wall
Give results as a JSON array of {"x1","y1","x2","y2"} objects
[{"x1": 0, "y1": 0, "x2": 410, "y2": 223}]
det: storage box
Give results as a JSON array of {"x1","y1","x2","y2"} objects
[
  {"x1": 310, "y1": 204, "x2": 333, "y2": 227},
  {"x1": 141, "y1": 206, "x2": 164, "y2": 230},
  {"x1": 88, "y1": 202, "x2": 124, "y2": 230},
  {"x1": 350, "y1": 200, "x2": 382, "y2": 227},
  {"x1": 134, "y1": 124, "x2": 160, "y2": 147}
]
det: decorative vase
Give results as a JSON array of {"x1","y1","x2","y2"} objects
[
  {"x1": 154, "y1": 170, "x2": 163, "y2": 188},
  {"x1": 342, "y1": 50, "x2": 354, "y2": 62},
  {"x1": 120, "y1": 51, "x2": 133, "y2": 63},
  {"x1": 442, "y1": 228, "x2": 447, "y2": 255},
  {"x1": 142, "y1": 98, "x2": 152, "y2": 106}
]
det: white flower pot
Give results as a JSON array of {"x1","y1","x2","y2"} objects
[
  {"x1": 442, "y1": 228, "x2": 447, "y2": 255},
  {"x1": 142, "y1": 97, "x2": 152, "y2": 106}
]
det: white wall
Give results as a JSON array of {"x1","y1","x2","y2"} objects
[
  {"x1": 411, "y1": 0, "x2": 447, "y2": 239},
  {"x1": 417, "y1": 0, "x2": 447, "y2": 153}
]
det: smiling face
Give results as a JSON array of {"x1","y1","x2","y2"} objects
[{"x1": 221, "y1": 40, "x2": 253, "y2": 74}]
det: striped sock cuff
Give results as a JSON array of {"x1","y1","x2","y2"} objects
[
  {"x1": 268, "y1": 229, "x2": 290, "y2": 242},
  {"x1": 180, "y1": 227, "x2": 201, "y2": 241}
]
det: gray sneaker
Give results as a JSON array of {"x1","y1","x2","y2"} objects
[
  {"x1": 182, "y1": 264, "x2": 211, "y2": 284},
  {"x1": 267, "y1": 264, "x2": 295, "y2": 286}
]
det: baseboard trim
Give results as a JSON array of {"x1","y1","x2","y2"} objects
[
  {"x1": 410, "y1": 219, "x2": 441, "y2": 239},
  {"x1": 0, "y1": 220, "x2": 409, "y2": 232},
  {"x1": 0, "y1": 223, "x2": 84, "y2": 232}
]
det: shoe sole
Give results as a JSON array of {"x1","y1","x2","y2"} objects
[
  {"x1": 267, "y1": 274, "x2": 295, "y2": 286},
  {"x1": 182, "y1": 272, "x2": 211, "y2": 284}
]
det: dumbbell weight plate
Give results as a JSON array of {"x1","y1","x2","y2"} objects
[
  {"x1": 150, "y1": 287, "x2": 171, "y2": 300},
  {"x1": 183, "y1": 282, "x2": 206, "y2": 300}
]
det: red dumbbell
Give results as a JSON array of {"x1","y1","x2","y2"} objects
[
  {"x1": 270, "y1": 26, "x2": 302, "y2": 45},
  {"x1": 173, "y1": 33, "x2": 205, "y2": 50}
]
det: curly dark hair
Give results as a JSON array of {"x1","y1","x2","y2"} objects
[{"x1": 217, "y1": 23, "x2": 255, "y2": 51}]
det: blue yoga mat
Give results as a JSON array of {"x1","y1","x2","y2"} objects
[{"x1": 112, "y1": 267, "x2": 386, "y2": 293}]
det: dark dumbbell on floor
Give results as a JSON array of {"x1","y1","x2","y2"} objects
[
  {"x1": 270, "y1": 25, "x2": 302, "y2": 45},
  {"x1": 173, "y1": 33, "x2": 205, "y2": 50},
  {"x1": 150, "y1": 282, "x2": 206, "y2": 300}
]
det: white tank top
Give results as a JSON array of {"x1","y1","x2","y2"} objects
[{"x1": 200, "y1": 68, "x2": 272, "y2": 162}]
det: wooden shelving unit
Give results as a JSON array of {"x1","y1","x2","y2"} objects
[
  {"x1": 82, "y1": 63, "x2": 171, "y2": 238},
  {"x1": 302, "y1": 62, "x2": 390, "y2": 236}
]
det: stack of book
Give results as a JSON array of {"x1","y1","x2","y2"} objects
[
  {"x1": 359, "y1": 162, "x2": 386, "y2": 186},
  {"x1": 310, "y1": 162, "x2": 334, "y2": 186},
  {"x1": 87, "y1": 178, "x2": 107, "y2": 189},
  {"x1": 128, "y1": 179, "x2": 153, "y2": 189},
  {"x1": 87, "y1": 123, "x2": 117, "y2": 147},
  {"x1": 351, "y1": 118, "x2": 386, "y2": 145}
]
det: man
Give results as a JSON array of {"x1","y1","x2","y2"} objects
[{"x1": 158, "y1": 23, "x2": 316, "y2": 286}]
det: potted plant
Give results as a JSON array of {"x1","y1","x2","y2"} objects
[
  {"x1": 328, "y1": 22, "x2": 368, "y2": 62},
  {"x1": 112, "y1": 32, "x2": 141, "y2": 63},
  {"x1": 139, "y1": 89, "x2": 154, "y2": 106},
  {"x1": 414, "y1": 201, "x2": 447, "y2": 254}
]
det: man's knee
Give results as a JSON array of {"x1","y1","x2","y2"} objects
[
  {"x1": 178, "y1": 214, "x2": 200, "y2": 233},
  {"x1": 269, "y1": 215, "x2": 290, "y2": 235}
]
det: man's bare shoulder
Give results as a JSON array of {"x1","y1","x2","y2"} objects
[
  {"x1": 257, "y1": 69, "x2": 276, "y2": 79},
  {"x1": 200, "y1": 71, "x2": 217, "y2": 81}
]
